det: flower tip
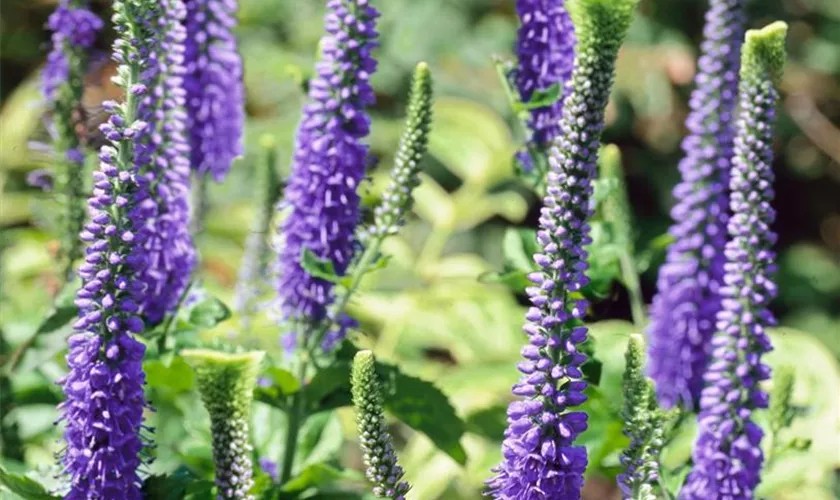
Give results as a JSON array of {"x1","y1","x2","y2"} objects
[
  {"x1": 354, "y1": 349, "x2": 375, "y2": 366},
  {"x1": 743, "y1": 21, "x2": 788, "y2": 84},
  {"x1": 259, "y1": 133, "x2": 277, "y2": 150}
]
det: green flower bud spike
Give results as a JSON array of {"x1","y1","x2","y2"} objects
[
  {"x1": 618, "y1": 334, "x2": 668, "y2": 500},
  {"x1": 182, "y1": 349, "x2": 265, "y2": 500},
  {"x1": 351, "y1": 351, "x2": 411, "y2": 499},
  {"x1": 370, "y1": 62, "x2": 434, "y2": 238}
]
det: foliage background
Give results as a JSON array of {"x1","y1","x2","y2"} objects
[{"x1": 0, "y1": 0, "x2": 838, "y2": 499}]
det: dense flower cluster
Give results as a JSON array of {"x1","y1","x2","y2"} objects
[
  {"x1": 58, "y1": 1, "x2": 156, "y2": 497},
  {"x1": 618, "y1": 335, "x2": 668, "y2": 500},
  {"x1": 681, "y1": 22, "x2": 787, "y2": 500},
  {"x1": 131, "y1": 0, "x2": 196, "y2": 325},
  {"x1": 514, "y1": 0, "x2": 575, "y2": 167},
  {"x1": 647, "y1": 0, "x2": 746, "y2": 410},
  {"x1": 43, "y1": 0, "x2": 103, "y2": 274},
  {"x1": 486, "y1": 1, "x2": 638, "y2": 497},
  {"x1": 43, "y1": 0, "x2": 102, "y2": 102},
  {"x1": 182, "y1": 350, "x2": 264, "y2": 500},
  {"x1": 352, "y1": 351, "x2": 411, "y2": 499},
  {"x1": 275, "y1": 0, "x2": 379, "y2": 343},
  {"x1": 184, "y1": 0, "x2": 245, "y2": 181}
]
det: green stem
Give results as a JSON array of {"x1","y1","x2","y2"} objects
[
  {"x1": 279, "y1": 359, "x2": 307, "y2": 484},
  {"x1": 619, "y1": 251, "x2": 646, "y2": 328}
]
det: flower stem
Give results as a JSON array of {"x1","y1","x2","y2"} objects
[{"x1": 279, "y1": 358, "x2": 308, "y2": 484}]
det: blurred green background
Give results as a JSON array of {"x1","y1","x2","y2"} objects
[{"x1": 1, "y1": 0, "x2": 839, "y2": 499}]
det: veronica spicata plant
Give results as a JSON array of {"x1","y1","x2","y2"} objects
[
  {"x1": 59, "y1": 0, "x2": 163, "y2": 496},
  {"x1": 43, "y1": 0, "x2": 103, "y2": 277},
  {"x1": 486, "y1": 0, "x2": 638, "y2": 497},
  {"x1": 184, "y1": 0, "x2": 245, "y2": 182},
  {"x1": 513, "y1": 0, "x2": 576, "y2": 174},
  {"x1": 647, "y1": 0, "x2": 746, "y2": 410},
  {"x1": 182, "y1": 349, "x2": 264, "y2": 500},
  {"x1": 618, "y1": 335, "x2": 671, "y2": 500},
  {"x1": 275, "y1": 0, "x2": 379, "y2": 349},
  {"x1": 681, "y1": 22, "x2": 787, "y2": 500},
  {"x1": 351, "y1": 351, "x2": 411, "y2": 499}
]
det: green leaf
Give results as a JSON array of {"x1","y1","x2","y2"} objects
[
  {"x1": 0, "y1": 466, "x2": 59, "y2": 500},
  {"x1": 477, "y1": 269, "x2": 531, "y2": 294},
  {"x1": 255, "y1": 367, "x2": 301, "y2": 405},
  {"x1": 377, "y1": 363, "x2": 468, "y2": 465},
  {"x1": 34, "y1": 305, "x2": 77, "y2": 336},
  {"x1": 187, "y1": 295, "x2": 232, "y2": 329},
  {"x1": 464, "y1": 405, "x2": 507, "y2": 440},
  {"x1": 280, "y1": 464, "x2": 347, "y2": 494},
  {"x1": 300, "y1": 248, "x2": 340, "y2": 284},
  {"x1": 512, "y1": 83, "x2": 562, "y2": 112},
  {"x1": 144, "y1": 356, "x2": 195, "y2": 393},
  {"x1": 142, "y1": 468, "x2": 213, "y2": 500},
  {"x1": 501, "y1": 227, "x2": 538, "y2": 274},
  {"x1": 306, "y1": 358, "x2": 468, "y2": 465}
]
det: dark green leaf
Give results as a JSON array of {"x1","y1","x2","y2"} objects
[
  {"x1": 305, "y1": 357, "x2": 468, "y2": 465},
  {"x1": 0, "y1": 466, "x2": 58, "y2": 500},
  {"x1": 34, "y1": 305, "x2": 77, "y2": 336},
  {"x1": 464, "y1": 405, "x2": 507, "y2": 440},
  {"x1": 255, "y1": 367, "x2": 301, "y2": 405},
  {"x1": 477, "y1": 269, "x2": 531, "y2": 293},
  {"x1": 280, "y1": 464, "x2": 346, "y2": 494},
  {"x1": 512, "y1": 83, "x2": 562, "y2": 112},
  {"x1": 187, "y1": 296, "x2": 232, "y2": 329},
  {"x1": 142, "y1": 470, "x2": 194, "y2": 500},
  {"x1": 377, "y1": 363, "x2": 467, "y2": 465},
  {"x1": 582, "y1": 357, "x2": 603, "y2": 386},
  {"x1": 300, "y1": 248, "x2": 340, "y2": 284}
]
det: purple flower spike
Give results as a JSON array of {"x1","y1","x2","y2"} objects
[
  {"x1": 486, "y1": 1, "x2": 638, "y2": 497},
  {"x1": 184, "y1": 0, "x2": 245, "y2": 181},
  {"x1": 681, "y1": 22, "x2": 787, "y2": 500},
  {"x1": 514, "y1": 0, "x2": 576, "y2": 153},
  {"x1": 647, "y1": 0, "x2": 746, "y2": 410},
  {"x1": 134, "y1": 0, "x2": 196, "y2": 325},
  {"x1": 42, "y1": 1, "x2": 102, "y2": 102},
  {"x1": 58, "y1": 0, "x2": 159, "y2": 496},
  {"x1": 275, "y1": 0, "x2": 379, "y2": 345}
]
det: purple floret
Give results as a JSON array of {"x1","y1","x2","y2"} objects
[
  {"x1": 647, "y1": 0, "x2": 746, "y2": 410},
  {"x1": 42, "y1": 1, "x2": 102, "y2": 101}
]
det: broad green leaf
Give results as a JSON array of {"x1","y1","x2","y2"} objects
[
  {"x1": 280, "y1": 464, "x2": 348, "y2": 494},
  {"x1": 464, "y1": 405, "x2": 507, "y2": 440},
  {"x1": 142, "y1": 468, "x2": 213, "y2": 500},
  {"x1": 255, "y1": 367, "x2": 301, "y2": 404},
  {"x1": 300, "y1": 248, "x2": 340, "y2": 284},
  {"x1": 477, "y1": 269, "x2": 531, "y2": 293},
  {"x1": 187, "y1": 296, "x2": 232, "y2": 329},
  {"x1": 502, "y1": 227, "x2": 538, "y2": 273},
  {"x1": 145, "y1": 356, "x2": 195, "y2": 393},
  {"x1": 512, "y1": 83, "x2": 562, "y2": 113},
  {"x1": 0, "y1": 466, "x2": 58, "y2": 500},
  {"x1": 306, "y1": 359, "x2": 468, "y2": 465}
]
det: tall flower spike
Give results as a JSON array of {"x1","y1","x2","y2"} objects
[
  {"x1": 681, "y1": 22, "x2": 787, "y2": 500},
  {"x1": 43, "y1": 0, "x2": 103, "y2": 276},
  {"x1": 647, "y1": 0, "x2": 746, "y2": 410},
  {"x1": 182, "y1": 349, "x2": 264, "y2": 500},
  {"x1": 618, "y1": 335, "x2": 669, "y2": 500},
  {"x1": 275, "y1": 0, "x2": 379, "y2": 346},
  {"x1": 514, "y1": 0, "x2": 576, "y2": 170},
  {"x1": 369, "y1": 61, "x2": 433, "y2": 238},
  {"x1": 184, "y1": 0, "x2": 245, "y2": 181},
  {"x1": 351, "y1": 351, "x2": 411, "y2": 499},
  {"x1": 132, "y1": 0, "x2": 196, "y2": 325},
  {"x1": 486, "y1": 1, "x2": 638, "y2": 497},
  {"x1": 234, "y1": 135, "x2": 281, "y2": 332},
  {"x1": 58, "y1": 1, "x2": 158, "y2": 496}
]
